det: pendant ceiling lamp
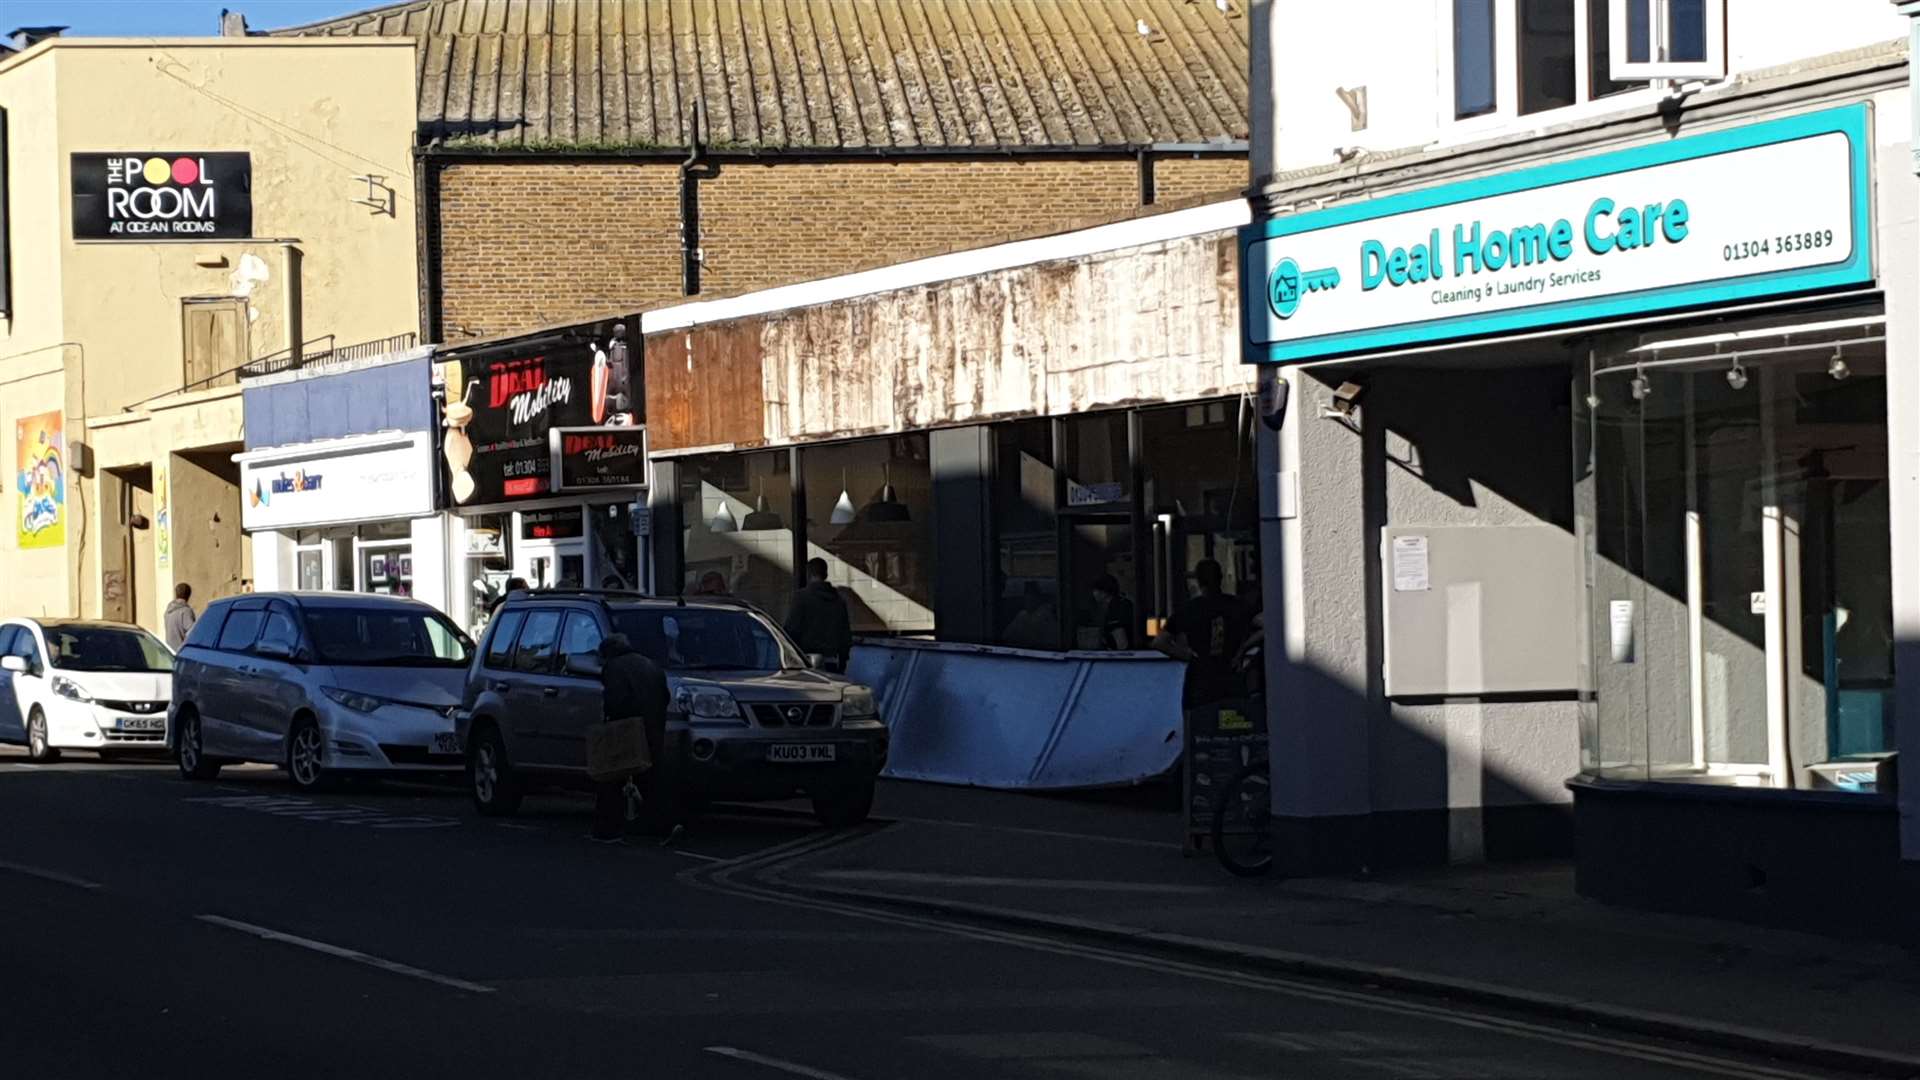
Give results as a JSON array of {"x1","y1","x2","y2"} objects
[
  {"x1": 864, "y1": 462, "x2": 912, "y2": 523},
  {"x1": 709, "y1": 500, "x2": 738, "y2": 533},
  {"x1": 742, "y1": 479, "x2": 784, "y2": 530},
  {"x1": 830, "y1": 468, "x2": 857, "y2": 525}
]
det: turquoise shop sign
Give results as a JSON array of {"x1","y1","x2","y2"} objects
[{"x1": 1240, "y1": 104, "x2": 1873, "y2": 363}]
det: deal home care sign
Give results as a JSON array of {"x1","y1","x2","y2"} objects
[
  {"x1": 71, "y1": 153, "x2": 252, "y2": 240},
  {"x1": 1241, "y1": 106, "x2": 1872, "y2": 363}
]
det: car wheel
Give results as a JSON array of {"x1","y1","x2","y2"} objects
[
  {"x1": 176, "y1": 708, "x2": 220, "y2": 780},
  {"x1": 25, "y1": 708, "x2": 60, "y2": 763},
  {"x1": 285, "y1": 719, "x2": 335, "y2": 792},
  {"x1": 811, "y1": 779, "x2": 875, "y2": 828},
  {"x1": 467, "y1": 724, "x2": 522, "y2": 817}
]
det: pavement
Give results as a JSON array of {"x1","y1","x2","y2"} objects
[
  {"x1": 774, "y1": 780, "x2": 1920, "y2": 1077},
  {"x1": 0, "y1": 745, "x2": 1903, "y2": 1079}
]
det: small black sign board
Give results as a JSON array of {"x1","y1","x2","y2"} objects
[
  {"x1": 71, "y1": 152, "x2": 252, "y2": 240},
  {"x1": 550, "y1": 425, "x2": 648, "y2": 492},
  {"x1": 1183, "y1": 697, "x2": 1268, "y2": 854}
]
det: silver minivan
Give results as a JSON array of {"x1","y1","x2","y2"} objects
[{"x1": 170, "y1": 592, "x2": 474, "y2": 790}]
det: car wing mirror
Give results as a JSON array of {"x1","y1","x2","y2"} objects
[
  {"x1": 806, "y1": 653, "x2": 825, "y2": 669},
  {"x1": 0, "y1": 656, "x2": 23, "y2": 674},
  {"x1": 565, "y1": 653, "x2": 603, "y2": 678},
  {"x1": 254, "y1": 639, "x2": 293, "y2": 660}
]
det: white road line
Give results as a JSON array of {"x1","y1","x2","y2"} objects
[
  {"x1": 0, "y1": 859, "x2": 102, "y2": 890},
  {"x1": 672, "y1": 850, "x2": 724, "y2": 862},
  {"x1": 196, "y1": 915, "x2": 494, "y2": 994},
  {"x1": 810, "y1": 870, "x2": 1216, "y2": 894},
  {"x1": 704, "y1": 1046, "x2": 863, "y2": 1080},
  {"x1": 11, "y1": 763, "x2": 41, "y2": 770}
]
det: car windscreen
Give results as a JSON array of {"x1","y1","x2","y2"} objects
[
  {"x1": 611, "y1": 609, "x2": 800, "y2": 672},
  {"x1": 303, "y1": 607, "x2": 472, "y2": 667},
  {"x1": 44, "y1": 626, "x2": 174, "y2": 673}
]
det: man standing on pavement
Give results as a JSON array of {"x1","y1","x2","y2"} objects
[
  {"x1": 593, "y1": 632, "x2": 679, "y2": 843},
  {"x1": 1154, "y1": 559, "x2": 1250, "y2": 706},
  {"x1": 164, "y1": 584, "x2": 196, "y2": 652},
  {"x1": 784, "y1": 558, "x2": 852, "y2": 671}
]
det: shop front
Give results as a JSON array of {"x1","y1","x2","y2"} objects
[
  {"x1": 1242, "y1": 96, "x2": 1914, "y2": 932},
  {"x1": 434, "y1": 319, "x2": 650, "y2": 637},
  {"x1": 239, "y1": 430, "x2": 439, "y2": 599}
]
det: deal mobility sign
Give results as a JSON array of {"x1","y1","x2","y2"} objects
[
  {"x1": 71, "y1": 152, "x2": 252, "y2": 239},
  {"x1": 1240, "y1": 105, "x2": 1872, "y2": 363}
]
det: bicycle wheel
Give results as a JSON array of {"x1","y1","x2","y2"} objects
[{"x1": 1212, "y1": 759, "x2": 1274, "y2": 878}]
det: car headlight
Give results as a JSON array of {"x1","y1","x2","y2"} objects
[
  {"x1": 842, "y1": 685, "x2": 878, "y2": 720},
  {"x1": 674, "y1": 686, "x2": 744, "y2": 724},
  {"x1": 51, "y1": 676, "x2": 92, "y2": 702},
  {"x1": 323, "y1": 687, "x2": 389, "y2": 714}
]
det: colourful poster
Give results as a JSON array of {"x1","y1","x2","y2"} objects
[
  {"x1": 15, "y1": 411, "x2": 66, "y2": 550},
  {"x1": 154, "y1": 457, "x2": 172, "y2": 568}
]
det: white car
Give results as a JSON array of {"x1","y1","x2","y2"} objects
[{"x1": 0, "y1": 618, "x2": 173, "y2": 761}]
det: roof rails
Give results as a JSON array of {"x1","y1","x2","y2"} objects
[{"x1": 522, "y1": 587, "x2": 652, "y2": 600}]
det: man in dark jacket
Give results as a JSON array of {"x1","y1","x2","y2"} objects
[
  {"x1": 593, "y1": 632, "x2": 676, "y2": 842},
  {"x1": 784, "y1": 558, "x2": 853, "y2": 671}
]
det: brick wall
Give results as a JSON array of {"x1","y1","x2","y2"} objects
[
  {"x1": 434, "y1": 155, "x2": 1246, "y2": 340},
  {"x1": 438, "y1": 163, "x2": 680, "y2": 339}
]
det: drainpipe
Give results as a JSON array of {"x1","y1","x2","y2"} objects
[
  {"x1": 679, "y1": 96, "x2": 712, "y2": 296},
  {"x1": 281, "y1": 243, "x2": 303, "y2": 366}
]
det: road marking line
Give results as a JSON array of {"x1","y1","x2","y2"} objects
[
  {"x1": 12, "y1": 763, "x2": 41, "y2": 770},
  {"x1": 195, "y1": 915, "x2": 494, "y2": 994},
  {"x1": 0, "y1": 859, "x2": 101, "y2": 890},
  {"x1": 810, "y1": 870, "x2": 1216, "y2": 895},
  {"x1": 886, "y1": 815, "x2": 1184, "y2": 852},
  {"x1": 673, "y1": 850, "x2": 723, "y2": 862},
  {"x1": 704, "y1": 1046, "x2": 862, "y2": 1080}
]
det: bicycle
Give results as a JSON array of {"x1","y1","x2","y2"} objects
[{"x1": 1211, "y1": 756, "x2": 1273, "y2": 877}]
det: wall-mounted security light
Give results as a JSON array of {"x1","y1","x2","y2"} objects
[{"x1": 1326, "y1": 381, "x2": 1365, "y2": 417}]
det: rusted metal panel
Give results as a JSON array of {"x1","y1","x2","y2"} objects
[
  {"x1": 643, "y1": 321, "x2": 768, "y2": 451},
  {"x1": 650, "y1": 230, "x2": 1246, "y2": 450}
]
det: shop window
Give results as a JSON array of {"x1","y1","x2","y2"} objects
[
  {"x1": 460, "y1": 512, "x2": 513, "y2": 636},
  {"x1": 1061, "y1": 412, "x2": 1130, "y2": 509},
  {"x1": 801, "y1": 436, "x2": 935, "y2": 635},
  {"x1": 678, "y1": 450, "x2": 794, "y2": 620},
  {"x1": 1585, "y1": 320, "x2": 1892, "y2": 792},
  {"x1": 993, "y1": 420, "x2": 1062, "y2": 650},
  {"x1": 1139, "y1": 402, "x2": 1260, "y2": 648},
  {"x1": 356, "y1": 521, "x2": 412, "y2": 597},
  {"x1": 589, "y1": 503, "x2": 640, "y2": 590}
]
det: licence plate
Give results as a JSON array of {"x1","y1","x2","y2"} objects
[
  {"x1": 118, "y1": 717, "x2": 165, "y2": 732},
  {"x1": 431, "y1": 732, "x2": 462, "y2": 755},
  {"x1": 768, "y1": 743, "x2": 836, "y2": 763}
]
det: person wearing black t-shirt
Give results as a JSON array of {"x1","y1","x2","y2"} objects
[{"x1": 1155, "y1": 559, "x2": 1249, "y2": 706}]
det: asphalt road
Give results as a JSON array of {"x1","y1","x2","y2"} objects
[{"x1": 0, "y1": 747, "x2": 1859, "y2": 1080}]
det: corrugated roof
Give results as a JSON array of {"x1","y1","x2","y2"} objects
[{"x1": 270, "y1": 0, "x2": 1249, "y2": 150}]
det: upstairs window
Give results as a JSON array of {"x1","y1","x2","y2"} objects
[
  {"x1": 1453, "y1": 0, "x2": 1666, "y2": 121},
  {"x1": 1609, "y1": 0, "x2": 1726, "y2": 80}
]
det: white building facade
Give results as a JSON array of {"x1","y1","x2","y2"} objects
[{"x1": 1248, "y1": 0, "x2": 1919, "y2": 936}]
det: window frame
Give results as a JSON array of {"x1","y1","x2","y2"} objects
[
  {"x1": 253, "y1": 603, "x2": 303, "y2": 659},
  {"x1": 1443, "y1": 0, "x2": 1662, "y2": 130},
  {"x1": 1607, "y1": 0, "x2": 1725, "y2": 81},
  {"x1": 483, "y1": 609, "x2": 527, "y2": 670}
]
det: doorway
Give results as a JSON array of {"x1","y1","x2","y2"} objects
[{"x1": 181, "y1": 298, "x2": 249, "y2": 389}]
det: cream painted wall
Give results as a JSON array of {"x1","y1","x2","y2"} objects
[
  {"x1": 0, "y1": 37, "x2": 417, "y2": 623},
  {"x1": 1268, "y1": 0, "x2": 1909, "y2": 175},
  {"x1": 43, "y1": 39, "x2": 420, "y2": 414}
]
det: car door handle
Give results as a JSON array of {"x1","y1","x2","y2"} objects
[
  {"x1": 541, "y1": 687, "x2": 559, "y2": 698},
  {"x1": 488, "y1": 680, "x2": 510, "y2": 693}
]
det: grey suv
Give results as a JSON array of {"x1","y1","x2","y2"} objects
[{"x1": 455, "y1": 591, "x2": 889, "y2": 826}]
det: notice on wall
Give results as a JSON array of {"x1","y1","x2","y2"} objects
[
  {"x1": 15, "y1": 410, "x2": 65, "y2": 550},
  {"x1": 154, "y1": 457, "x2": 171, "y2": 569},
  {"x1": 1609, "y1": 599, "x2": 1635, "y2": 663},
  {"x1": 1391, "y1": 534, "x2": 1430, "y2": 592}
]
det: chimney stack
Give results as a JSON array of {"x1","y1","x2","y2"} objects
[{"x1": 220, "y1": 9, "x2": 250, "y2": 37}]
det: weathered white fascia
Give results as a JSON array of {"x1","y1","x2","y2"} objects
[{"x1": 1250, "y1": 38, "x2": 1907, "y2": 214}]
